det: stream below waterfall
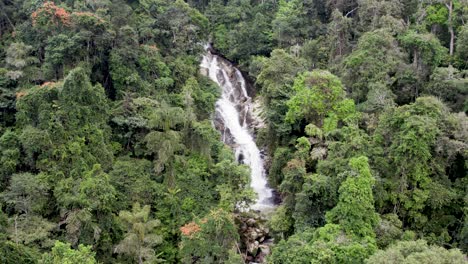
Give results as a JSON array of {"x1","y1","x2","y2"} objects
[{"x1": 200, "y1": 50, "x2": 274, "y2": 212}]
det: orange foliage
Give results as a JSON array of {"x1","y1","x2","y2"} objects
[
  {"x1": 180, "y1": 222, "x2": 201, "y2": 237},
  {"x1": 31, "y1": 1, "x2": 71, "y2": 27}
]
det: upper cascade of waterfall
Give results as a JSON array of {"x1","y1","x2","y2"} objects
[{"x1": 200, "y1": 50, "x2": 274, "y2": 212}]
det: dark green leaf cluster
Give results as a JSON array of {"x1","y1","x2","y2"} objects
[
  {"x1": 0, "y1": 0, "x2": 467, "y2": 263},
  {"x1": 0, "y1": 1, "x2": 251, "y2": 263},
  {"x1": 218, "y1": 0, "x2": 468, "y2": 262}
]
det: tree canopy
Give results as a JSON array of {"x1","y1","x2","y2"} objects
[{"x1": 0, "y1": 0, "x2": 467, "y2": 263}]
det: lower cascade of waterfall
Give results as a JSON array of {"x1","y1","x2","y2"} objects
[{"x1": 200, "y1": 50, "x2": 274, "y2": 212}]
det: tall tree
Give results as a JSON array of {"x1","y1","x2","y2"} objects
[
  {"x1": 357, "y1": 0, "x2": 405, "y2": 32},
  {"x1": 375, "y1": 96, "x2": 467, "y2": 244},
  {"x1": 115, "y1": 203, "x2": 163, "y2": 264},
  {"x1": 255, "y1": 49, "x2": 306, "y2": 145},
  {"x1": 325, "y1": 156, "x2": 379, "y2": 238},
  {"x1": 40, "y1": 241, "x2": 96, "y2": 264},
  {"x1": 179, "y1": 209, "x2": 239, "y2": 264},
  {"x1": 455, "y1": 24, "x2": 468, "y2": 68},
  {"x1": 342, "y1": 29, "x2": 407, "y2": 103},
  {"x1": 327, "y1": 9, "x2": 353, "y2": 62},
  {"x1": 271, "y1": 156, "x2": 379, "y2": 263},
  {"x1": 285, "y1": 70, "x2": 358, "y2": 133},
  {"x1": 366, "y1": 239, "x2": 466, "y2": 263}
]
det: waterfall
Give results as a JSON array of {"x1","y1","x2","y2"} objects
[{"x1": 200, "y1": 51, "x2": 274, "y2": 211}]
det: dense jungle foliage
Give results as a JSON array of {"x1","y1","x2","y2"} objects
[{"x1": 0, "y1": 0, "x2": 467, "y2": 263}]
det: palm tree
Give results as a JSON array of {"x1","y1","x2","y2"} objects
[{"x1": 115, "y1": 203, "x2": 163, "y2": 264}]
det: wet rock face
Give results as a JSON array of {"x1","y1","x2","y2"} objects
[
  {"x1": 236, "y1": 214, "x2": 273, "y2": 264},
  {"x1": 202, "y1": 53, "x2": 256, "y2": 148},
  {"x1": 201, "y1": 51, "x2": 276, "y2": 262},
  {"x1": 213, "y1": 110, "x2": 236, "y2": 145}
]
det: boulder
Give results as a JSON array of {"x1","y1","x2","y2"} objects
[
  {"x1": 249, "y1": 230, "x2": 259, "y2": 240},
  {"x1": 259, "y1": 245, "x2": 270, "y2": 256},
  {"x1": 247, "y1": 240, "x2": 260, "y2": 255},
  {"x1": 246, "y1": 218, "x2": 256, "y2": 227}
]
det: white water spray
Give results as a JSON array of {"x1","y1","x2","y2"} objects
[{"x1": 201, "y1": 51, "x2": 274, "y2": 211}]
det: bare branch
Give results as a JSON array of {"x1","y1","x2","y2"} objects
[{"x1": 345, "y1": 7, "x2": 359, "y2": 17}]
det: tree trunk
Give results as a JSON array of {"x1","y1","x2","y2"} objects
[
  {"x1": 446, "y1": 1, "x2": 454, "y2": 57},
  {"x1": 413, "y1": 49, "x2": 419, "y2": 99},
  {"x1": 449, "y1": 26, "x2": 454, "y2": 57},
  {"x1": 14, "y1": 215, "x2": 18, "y2": 245},
  {"x1": 413, "y1": 49, "x2": 418, "y2": 69}
]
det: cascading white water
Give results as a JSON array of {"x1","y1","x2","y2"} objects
[{"x1": 200, "y1": 51, "x2": 274, "y2": 211}]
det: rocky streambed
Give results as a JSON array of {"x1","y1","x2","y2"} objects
[{"x1": 235, "y1": 213, "x2": 273, "y2": 263}]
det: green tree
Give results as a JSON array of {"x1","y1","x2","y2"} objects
[
  {"x1": 357, "y1": 0, "x2": 404, "y2": 32},
  {"x1": 110, "y1": 157, "x2": 161, "y2": 210},
  {"x1": 211, "y1": 157, "x2": 254, "y2": 211},
  {"x1": 179, "y1": 209, "x2": 239, "y2": 264},
  {"x1": 325, "y1": 156, "x2": 379, "y2": 238},
  {"x1": 206, "y1": 0, "x2": 275, "y2": 62},
  {"x1": 115, "y1": 203, "x2": 163, "y2": 264},
  {"x1": 425, "y1": 66, "x2": 468, "y2": 111},
  {"x1": 374, "y1": 213, "x2": 406, "y2": 248},
  {"x1": 56, "y1": 67, "x2": 112, "y2": 172},
  {"x1": 145, "y1": 103, "x2": 185, "y2": 186},
  {"x1": 15, "y1": 68, "x2": 112, "y2": 180},
  {"x1": 5, "y1": 42, "x2": 37, "y2": 82},
  {"x1": 78, "y1": 164, "x2": 116, "y2": 213},
  {"x1": 399, "y1": 29, "x2": 448, "y2": 89},
  {"x1": 342, "y1": 29, "x2": 406, "y2": 103},
  {"x1": 293, "y1": 172, "x2": 339, "y2": 231},
  {"x1": 360, "y1": 82, "x2": 396, "y2": 113},
  {"x1": 40, "y1": 241, "x2": 96, "y2": 264},
  {"x1": 272, "y1": 0, "x2": 308, "y2": 47},
  {"x1": 268, "y1": 147, "x2": 293, "y2": 188},
  {"x1": 424, "y1": 0, "x2": 463, "y2": 58},
  {"x1": 375, "y1": 96, "x2": 467, "y2": 241},
  {"x1": 269, "y1": 229, "x2": 317, "y2": 264},
  {"x1": 285, "y1": 70, "x2": 358, "y2": 133},
  {"x1": 0, "y1": 130, "x2": 20, "y2": 189},
  {"x1": 293, "y1": 123, "x2": 379, "y2": 231},
  {"x1": 271, "y1": 157, "x2": 379, "y2": 263},
  {"x1": 279, "y1": 158, "x2": 307, "y2": 210},
  {"x1": 6, "y1": 215, "x2": 55, "y2": 249},
  {"x1": 151, "y1": 0, "x2": 208, "y2": 55},
  {"x1": 366, "y1": 239, "x2": 467, "y2": 264},
  {"x1": 327, "y1": 9, "x2": 353, "y2": 62},
  {"x1": 255, "y1": 49, "x2": 306, "y2": 144},
  {"x1": 44, "y1": 34, "x2": 83, "y2": 80},
  {"x1": 455, "y1": 24, "x2": 468, "y2": 68},
  {"x1": 0, "y1": 68, "x2": 16, "y2": 128},
  {"x1": 0, "y1": 240, "x2": 39, "y2": 264},
  {"x1": 1, "y1": 172, "x2": 49, "y2": 214},
  {"x1": 270, "y1": 205, "x2": 293, "y2": 238},
  {"x1": 326, "y1": 0, "x2": 358, "y2": 14}
]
